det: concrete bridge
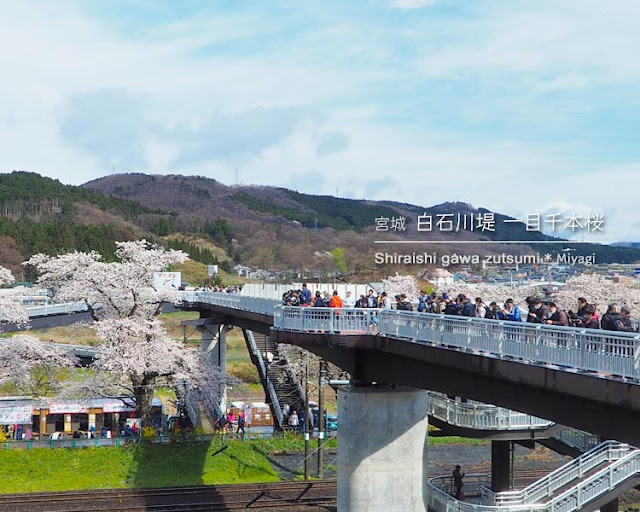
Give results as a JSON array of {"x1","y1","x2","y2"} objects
[{"x1": 181, "y1": 291, "x2": 640, "y2": 512}]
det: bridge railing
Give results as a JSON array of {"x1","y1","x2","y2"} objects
[
  {"x1": 274, "y1": 306, "x2": 378, "y2": 333},
  {"x1": 553, "y1": 428, "x2": 601, "y2": 454},
  {"x1": 186, "y1": 295, "x2": 640, "y2": 381},
  {"x1": 486, "y1": 441, "x2": 632, "y2": 506},
  {"x1": 24, "y1": 301, "x2": 88, "y2": 317},
  {"x1": 182, "y1": 291, "x2": 280, "y2": 316},
  {"x1": 377, "y1": 311, "x2": 640, "y2": 380},
  {"x1": 427, "y1": 392, "x2": 553, "y2": 431}
]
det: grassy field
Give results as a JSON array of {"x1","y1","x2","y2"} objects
[
  {"x1": 0, "y1": 433, "x2": 487, "y2": 494},
  {"x1": 0, "y1": 440, "x2": 279, "y2": 494}
]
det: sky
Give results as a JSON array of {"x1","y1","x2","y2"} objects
[{"x1": 1, "y1": 0, "x2": 639, "y2": 242}]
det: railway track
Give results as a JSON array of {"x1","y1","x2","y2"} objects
[
  {"x1": 0, "y1": 469, "x2": 561, "y2": 512},
  {"x1": 0, "y1": 481, "x2": 337, "y2": 512}
]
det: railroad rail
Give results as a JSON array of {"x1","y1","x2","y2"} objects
[
  {"x1": 0, "y1": 481, "x2": 337, "y2": 512},
  {"x1": 0, "y1": 469, "x2": 563, "y2": 512}
]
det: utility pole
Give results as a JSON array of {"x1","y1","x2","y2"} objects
[
  {"x1": 304, "y1": 354, "x2": 310, "y2": 480},
  {"x1": 317, "y1": 359, "x2": 327, "y2": 479}
]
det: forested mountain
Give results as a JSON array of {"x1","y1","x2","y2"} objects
[{"x1": 0, "y1": 171, "x2": 638, "y2": 281}]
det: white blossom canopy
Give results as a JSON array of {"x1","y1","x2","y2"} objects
[
  {"x1": 26, "y1": 240, "x2": 189, "y2": 321},
  {"x1": 382, "y1": 273, "x2": 421, "y2": 301},
  {"x1": 0, "y1": 265, "x2": 29, "y2": 327}
]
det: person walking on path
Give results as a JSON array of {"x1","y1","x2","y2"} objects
[{"x1": 453, "y1": 465, "x2": 465, "y2": 500}]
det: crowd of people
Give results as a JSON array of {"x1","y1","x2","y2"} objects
[{"x1": 281, "y1": 284, "x2": 639, "y2": 333}]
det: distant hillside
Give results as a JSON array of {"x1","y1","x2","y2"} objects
[
  {"x1": 83, "y1": 173, "x2": 640, "y2": 268},
  {"x1": 0, "y1": 172, "x2": 222, "y2": 277},
  {"x1": 1, "y1": 171, "x2": 637, "y2": 280}
]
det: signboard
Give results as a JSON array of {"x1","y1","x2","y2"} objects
[
  {"x1": 103, "y1": 402, "x2": 135, "y2": 413},
  {"x1": 151, "y1": 272, "x2": 181, "y2": 289},
  {"x1": 635, "y1": 268, "x2": 640, "y2": 275},
  {"x1": 208, "y1": 265, "x2": 219, "y2": 278},
  {"x1": 48, "y1": 402, "x2": 88, "y2": 414},
  {"x1": 0, "y1": 405, "x2": 32, "y2": 425}
]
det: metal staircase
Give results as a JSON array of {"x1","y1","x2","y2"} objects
[
  {"x1": 242, "y1": 329, "x2": 304, "y2": 430},
  {"x1": 429, "y1": 441, "x2": 640, "y2": 512}
]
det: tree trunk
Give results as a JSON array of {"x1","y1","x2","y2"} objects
[{"x1": 133, "y1": 376, "x2": 155, "y2": 428}]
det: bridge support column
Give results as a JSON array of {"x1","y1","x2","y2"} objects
[
  {"x1": 600, "y1": 498, "x2": 619, "y2": 512},
  {"x1": 491, "y1": 440, "x2": 512, "y2": 492},
  {"x1": 199, "y1": 321, "x2": 228, "y2": 415},
  {"x1": 337, "y1": 385, "x2": 428, "y2": 512}
]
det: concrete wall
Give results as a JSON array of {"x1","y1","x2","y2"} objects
[{"x1": 337, "y1": 386, "x2": 429, "y2": 512}]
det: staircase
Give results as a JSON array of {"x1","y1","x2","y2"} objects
[
  {"x1": 242, "y1": 330, "x2": 305, "y2": 430},
  {"x1": 429, "y1": 441, "x2": 640, "y2": 512}
]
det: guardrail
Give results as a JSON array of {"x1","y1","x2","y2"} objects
[
  {"x1": 427, "y1": 392, "x2": 553, "y2": 431},
  {"x1": 24, "y1": 302, "x2": 88, "y2": 317}
]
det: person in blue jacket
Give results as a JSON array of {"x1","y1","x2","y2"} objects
[{"x1": 498, "y1": 298, "x2": 522, "y2": 322}]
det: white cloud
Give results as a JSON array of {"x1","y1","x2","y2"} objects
[
  {"x1": 389, "y1": 0, "x2": 439, "y2": 9},
  {"x1": 0, "y1": 1, "x2": 639, "y2": 242}
]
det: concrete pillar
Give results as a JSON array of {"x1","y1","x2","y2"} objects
[
  {"x1": 200, "y1": 321, "x2": 227, "y2": 412},
  {"x1": 491, "y1": 440, "x2": 511, "y2": 492},
  {"x1": 600, "y1": 498, "x2": 619, "y2": 512},
  {"x1": 338, "y1": 385, "x2": 429, "y2": 512}
]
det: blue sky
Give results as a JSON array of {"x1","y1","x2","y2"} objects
[{"x1": 1, "y1": 0, "x2": 639, "y2": 241}]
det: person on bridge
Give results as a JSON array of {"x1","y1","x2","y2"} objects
[
  {"x1": 527, "y1": 298, "x2": 548, "y2": 323},
  {"x1": 300, "y1": 283, "x2": 312, "y2": 306},
  {"x1": 600, "y1": 304, "x2": 625, "y2": 332},
  {"x1": 329, "y1": 290, "x2": 343, "y2": 308},
  {"x1": 620, "y1": 307, "x2": 639, "y2": 332},
  {"x1": 453, "y1": 465, "x2": 465, "y2": 500},
  {"x1": 498, "y1": 299, "x2": 522, "y2": 322},
  {"x1": 582, "y1": 305, "x2": 600, "y2": 329},
  {"x1": 545, "y1": 302, "x2": 569, "y2": 327},
  {"x1": 457, "y1": 294, "x2": 475, "y2": 317},
  {"x1": 343, "y1": 290, "x2": 355, "y2": 308}
]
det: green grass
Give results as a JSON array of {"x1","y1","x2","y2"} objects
[
  {"x1": 428, "y1": 436, "x2": 490, "y2": 446},
  {"x1": 0, "y1": 440, "x2": 279, "y2": 494}
]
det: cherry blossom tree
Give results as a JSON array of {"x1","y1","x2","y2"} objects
[
  {"x1": 26, "y1": 240, "x2": 224, "y2": 426},
  {"x1": 0, "y1": 265, "x2": 29, "y2": 327},
  {"x1": 382, "y1": 273, "x2": 420, "y2": 301},
  {"x1": 1, "y1": 266, "x2": 74, "y2": 396},
  {"x1": 555, "y1": 274, "x2": 640, "y2": 314},
  {"x1": 0, "y1": 335, "x2": 76, "y2": 396},
  {"x1": 448, "y1": 282, "x2": 537, "y2": 307}
]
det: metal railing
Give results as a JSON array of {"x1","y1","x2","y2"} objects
[
  {"x1": 243, "y1": 330, "x2": 284, "y2": 428},
  {"x1": 486, "y1": 441, "x2": 632, "y2": 506},
  {"x1": 24, "y1": 301, "x2": 88, "y2": 317},
  {"x1": 554, "y1": 428, "x2": 601, "y2": 454},
  {"x1": 430, "y1": 473, "x2": 490, "y2": 498},
  {"x1": 378, "y1": 311, "x2": 640, "y2": 379},
  {"x1": 275, "y1": 306, "x2": 378, "y2": 333},
  {"x1": 182, "y1": 291, "x2": 280, "y2": 316},
  {"x1": 428, "y1": 442, "x2": 640, "y2": 512},
  {"x1": 427, "y1": 392, "x2": 553, "y2": 431},
  {"x1": 184, "y1": 294, "x2": 640, "y2": 381}
]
